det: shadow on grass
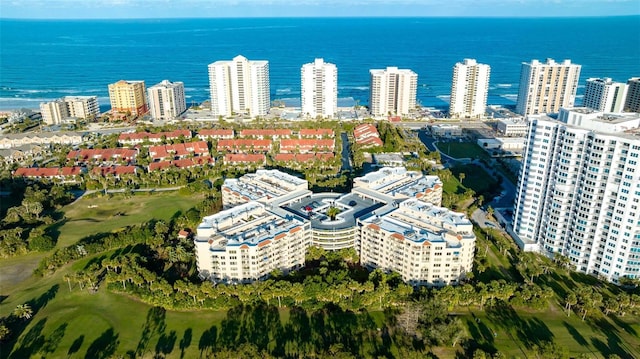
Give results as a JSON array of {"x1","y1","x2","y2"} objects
[
  {"x1": 135, "y1": 306, "x2": 166, "y2": 357},
  {"x1": 178, "y1": 328, "x2": 192, "y2": 359},
  {"x1": 609, "y1": 314, "x2": 637, "y2": 337},
  {"x1": 67, "y1": 335, "x2": 84, "y2": 358},
  {"x1": 84, "y1": 327, "x2": 119, "y2": 359},
  {"x1": 198, "y1": 325, "x2": 218, "y2": 358},
  {"x1": 486, "y1": 301, "x2": 553, "y2": 351},
  {"x1": 563, "y1": 321, "x2": 588, "y2": 347},
  {"x1": 3, "y1": 284, "x2": 59, "y2": 359},
  {"x1": 588, "y1": 317, "x2": 634, "y2": 359}
]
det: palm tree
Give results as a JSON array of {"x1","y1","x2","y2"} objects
[
  {"x1": 565, "y1": 292, "x2": 577, "y2": 317},
  {"x1": 326, "y1": 206, "x2": 341, "y2": 221},
  {"x1": 13, "y1": 304, "x2": 33, "y2": 320},
  {"x1": 458, "y1": 172, "x2": 466, "y2": 185},
  {"x1": 0, "y1": 325, "x2": 9, "y2": 341}
]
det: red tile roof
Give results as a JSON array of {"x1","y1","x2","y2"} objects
[
  {"x1": 279, "y1": 139, "x2": 335, "y2": 153},
  {"x1": 148, "y1": 141, "x2": 209, "y2": 160},
  {"x1": 148, "y1": 157, "x2": 214, "y2": 171},
  {"x1": 240, "y1": 129, "x2": 292, "y2": 138},
  {"x1": 217, "y1": 139, "x2": 272, "y2": 152},
  {"x1": 13, "y1": 167, "x2": 84, "y2": 178},
  {"x1": 224, "y1": 153, "x2": 266, "y2": 164},
  {"x1": 274, "y1": 152, "x2": 334, "y2": 162},
  {"x1": 299, "y1": 128, "x2": 335, "y2": 137},
  {"x1": 92, "y1": 166, "x2": 137, "y2": 176},
  {"x1": 67, "y1": 148, "x2": 138, "y2": 163},
  {"x1": 118, "y1": 129, "x2": 192, "y2": 143},
  {"x1": 197, "y1": 129, "x2": 234, "y2": 138}
]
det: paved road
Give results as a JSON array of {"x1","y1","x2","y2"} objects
[{"x1": 340, "y1": 132, "x2": 352, "y2": 172}]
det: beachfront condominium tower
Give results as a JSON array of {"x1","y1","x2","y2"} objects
[
  {"x1": 40, "y1": 96, "x2": 99, "y2": 125},
  {"x1": 108, "y1": 80, "x2": 149, "y2": 116},
  {"x1": 147, "y1": 80, "x2": 187, "y2": 120},
  {"x1": 515, "y1": 59, "x2": 581, "y2": 116},
  {"x1": 583, "y1": 78, "x2": 628, "y2": 113},
  {"x1": 624, "y1": 77, "x2": 640, "y2": 112},
  {"x1": 40, "y1": 100, "x2": 68, "y2": 125},
  {"x1": 512, "y1": 108, "x2": 640, "y2": 283},
  {"x1": 208, "y1": 55, "x2": 270, "y2": 117},
  {"x1": 369, "y1": 67, "x2": 417, "y2": 117},
  {"x1": 449, "y1": 59, "x2": 491, "y2": 119},
  {"x1": 301, "y1": 58, "x2": 338, "y2": 118}
]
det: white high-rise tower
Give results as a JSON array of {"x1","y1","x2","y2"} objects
[
  {"x1": 208, "y1": 55, "x2": 270, "y2": 117},
  {"x1": 148, "y1": 80, "x2": 186, "y2": 120},
  {"x1": 515, "y1": 59, "x2": 581, "y2": 116},
  {"x1": 301, "y1": 58, "x2": 337, "y2": 118},
  {"x1": 449, "y1": 59, "x2": 490, "y2": 119},
  {"x1": 512, "y1": 108, "x2": 640, "y2": 283},
  {"x1": 583, "y1": 78, "x2": 628, "y2": 113},
  {"x1": 369, "y1": 67, "x2": 417, "y2": 117}
]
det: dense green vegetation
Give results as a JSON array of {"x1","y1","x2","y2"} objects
[{"x1": 1, "y1": 122, "x2": 639, "y2": 358}]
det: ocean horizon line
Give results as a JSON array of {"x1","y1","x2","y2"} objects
[{"x1": 2, "y1": 14, "x2": 639, "y2": 21}]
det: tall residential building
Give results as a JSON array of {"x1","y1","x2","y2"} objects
[
  {"x1": 515, "y1": 59, "x2": 581, "y2": 116},
  {"x1": 449, "y1": 59, "x2": 491, "y2": 119},
  {"x1": 40, "y1": 100, "x2": 68, "y2": 125},
  {"x1": 147, "y1": 80, "x2": 187, "y2": 120},
  {"x1": 624, "y1": 77, "x2": 640, "y2": 112},
  {"x1": 583, "y1": 78, "x2": 628, "y2": 113},
  {"x1": 39, "y1": 96, "x2": 99, "y2": 125},
  {"x1": 108, "y1": 80, "x2": 148, "y2": 116},
  {"x1": 512, "y1": 108, "x2": 640, "y2": 282},
  {"x1": 301, "y1": 58, "x2": 337, "y2": 118},
  {"x1": 369, "y1": 67, "x2": 417, "y2": 117},
  {"x1": 208, "y1": 55, "x2": 270, "y2": 117}
]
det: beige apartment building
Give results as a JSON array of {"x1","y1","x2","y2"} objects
[
  {"x1": 515, "y1": 59, "x2": 581, "y2": 116},
  {"x1": 449, "y1": 59, "x2": 491, "y2": 119},
  {"x1": 147, "y1": 80, "x2": 186, "y2": 120},
  {"x1": 108, "y1": 80, "x2": 149, "y2": 116},
  {"x1": 369, "y1": 67, "x2": 417, "y2": 117},
  {"x1": 359, "y1": 199, "x2": 476, "y2": 286}
]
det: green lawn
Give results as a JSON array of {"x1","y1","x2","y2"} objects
[
  {"x1": 436, "y1": 142, "x2": 492, "y2": 161},
  {"x1": 466, "y1": 307, "x2": 640, "y2": 358},
  {"x1": 51, "y1": 191, "x2": 203, "y2": 249}
]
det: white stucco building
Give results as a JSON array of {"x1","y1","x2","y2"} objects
[
  {"x1": 148, "y1": 80, "x2": 187, "y2": 120},
  {"x1": 449, "y1": 59, "x2": 491, "y2": 119},
  {"x1": 583, "y1": 78, "x2": 628, "y2": 113},
  {"x1": 515, "y1": 59, "x2": 581, "y2": 116},
  {"x1": 40, "y1": 96, "x2": 99, "y2": 125},
  {"x1": 359, "y1": 199, "x2": 475, "y2": 286},
  {"x1": 195, "y1": 167, "x2": 473, "y2": 286},
  {"x1": 497, "y1": 118, "x2": 528, "y2": 137},
  {"x1": 369, "y1": 67, "x2": 417, "y2": 117},
  {"x1": 208, "y1": 55, "x2": 270, "y2": 117},
  {"x1": 512, "y1": 110, "x2": 640, "y2": 282},
  {"x1": 301, "y1": 58, "x2": 337, "y2": 118}
]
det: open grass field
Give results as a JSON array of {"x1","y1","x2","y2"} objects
[
  {"x1": 436, "y1": 142, "x2": 492, "y2": 161},
  {"x1": 2, "y1": 188, "x2": 639, "y2": 358},
  {"x1": 51, "y1": 191, "x2": 203, "y2": 249}
]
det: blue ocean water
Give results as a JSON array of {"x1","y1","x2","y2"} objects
[{"x1": 0, "y1": 17, "x2": 639, "y2": 111}]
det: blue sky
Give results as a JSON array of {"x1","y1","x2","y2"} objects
[{"x1": 1, "y1": 0, "x2": 639, "y2": 19}]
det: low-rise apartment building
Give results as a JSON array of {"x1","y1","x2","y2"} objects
[{"x1": 195, "y1": 167, "x2": 474, "y2": 286}]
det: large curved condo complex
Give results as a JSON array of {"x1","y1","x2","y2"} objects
[{"x1": 195, "y1": 167, "x2": 476, "y2": 287}]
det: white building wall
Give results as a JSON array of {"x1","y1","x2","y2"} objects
[
  {"x1": 512, "y1": 116, "x2": 640, "y2": 282},
  {"x1": 148, "y1": 80, "x2": 186, "y2": 120},
  {"x1": 369, "y1": 67, "x2": 417, "y2": 116},
  {"x1": 449, "y1": 59, "x2": 491, "y2": 119},
  {"x1": 515, "y1": 59, "x2": 581, "y2": 116},
  {"x1": 301, "y1": 58, "x2": 337, "y2": 118},
  {"x1": 208, "y1": 55, "x2": 270, "y2": 117},
  {"x1": 39, "y1": 100, "x2": 68, "y2": 125},
  {"x1": 583, "y1": 78, "x2": 628, "y2": 113}
]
